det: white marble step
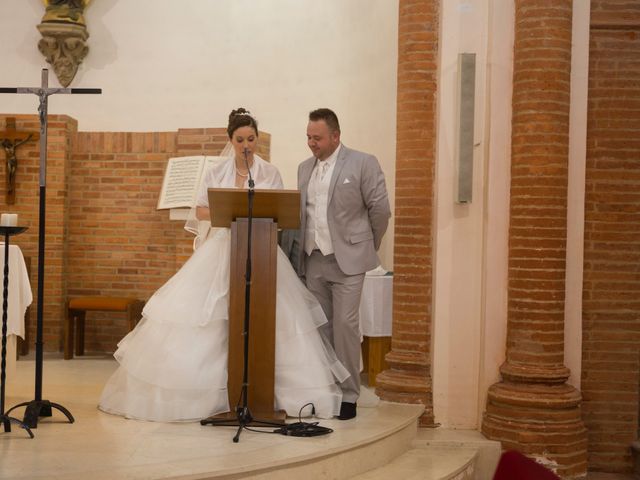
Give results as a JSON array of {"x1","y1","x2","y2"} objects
[
  {"x1": 4, "y1": 357, "x2": 426, "y2": 480},
  {"x1": 351, "y1": 445, "x2": 477, "y2": 480},
  {"x1": 352, "y1": 428, "x2": 502, "y2": 480},
  {"x1": 412, "y1": 428, "x2": 502, "y2": 479},
  {"x1": 5, "y1": 357, "x2": 502, "y2": 480}
]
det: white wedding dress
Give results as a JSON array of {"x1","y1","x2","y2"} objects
[{"x1": 98, "y1": 155, "x2": 348, "y2": 422}]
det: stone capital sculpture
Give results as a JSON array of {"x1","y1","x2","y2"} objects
[{"x1": 37, "y1": 1, "x2": 91, "y2": 87}]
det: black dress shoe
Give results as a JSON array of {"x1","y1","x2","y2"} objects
[{"x1": 338, "y1": 402, "x2": 357, "y2": 420}]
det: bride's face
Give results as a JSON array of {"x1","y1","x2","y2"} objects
[{"x1": 231, "y1": 126, "x2": 258, "y2": 163}]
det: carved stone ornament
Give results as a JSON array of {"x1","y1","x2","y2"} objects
[{"x1": 37, "y1": 1, "x2": 92, "y2": 87}]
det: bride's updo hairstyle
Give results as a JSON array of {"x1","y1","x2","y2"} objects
[{"x1": 227, "y1": 108, "x2": 258, "y2": 139}]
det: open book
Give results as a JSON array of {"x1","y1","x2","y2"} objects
[{"x1": 157, "y1": 156, "x2": 225, "y2": 210}]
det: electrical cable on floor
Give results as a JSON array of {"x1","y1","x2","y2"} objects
[
  {"x1": 240, "y1": 403, "x2": 333, "y2": 437},
  {"x1": 272, "y1": 403, "x2": 333, "y2": 437}
]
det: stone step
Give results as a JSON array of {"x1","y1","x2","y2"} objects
[
  {"x1": 412, "y1": 428, "x2": 503, "y2": 479},
  {"x1": 351, "y1": 446, "x2": 477, "y2": 480}
]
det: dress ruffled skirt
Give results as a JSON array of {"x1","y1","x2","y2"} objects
[{"x1": 98, "y1": 228, "x2": 348, "y2": 422}]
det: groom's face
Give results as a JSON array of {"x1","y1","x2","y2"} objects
[{"x1": 307, "y1": 120, "x2": 340, "y2": 161}]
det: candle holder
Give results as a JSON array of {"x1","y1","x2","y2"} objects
[{"x1": 0, "y1": 225, "x2": 33, "y2": 438}]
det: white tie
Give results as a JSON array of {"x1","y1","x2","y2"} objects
[{"x1": 319, "y1": 161, "x2": 329, "y2": 181}]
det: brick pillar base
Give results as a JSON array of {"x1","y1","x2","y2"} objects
[
  {"x1": 483, "y1": 371, "x2": 587, "y2": 478},
  {"x1": 376, "y1": 351, "x2": 434, "y2": 426}
]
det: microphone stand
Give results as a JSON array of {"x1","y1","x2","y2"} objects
[{"x1": 201, "y1": 148, "x2": 283, "y2": 442}]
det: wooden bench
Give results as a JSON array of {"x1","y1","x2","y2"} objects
[{"x1": 64, "y1": 297, "x2": 144, "y2": 360}]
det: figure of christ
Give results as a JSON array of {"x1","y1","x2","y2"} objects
[{"x1": 1, "y1": 134, "x2": 32, "y2": 204}]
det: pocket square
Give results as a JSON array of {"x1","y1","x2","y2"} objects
[{"x1": 343, "y1": 178, "x2": 351, "y2": 184}]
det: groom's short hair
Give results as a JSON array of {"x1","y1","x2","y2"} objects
[{"x1": 309, "y1": 108, "x2": 340, "y2": 134}]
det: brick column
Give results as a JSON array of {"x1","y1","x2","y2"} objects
[
  {"x1": 375, "y1": 0, "x2": 439, "y2": 426},
  {"x1": 481, "y1": 1, "x2": 587, "y2": 477}
]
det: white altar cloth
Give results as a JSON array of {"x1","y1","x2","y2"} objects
[
  {"x1": 359, "y1": 273, "x2": 393, "y2": 337},
  {"x1": 0, "y1": 244, "x2": 32, "y2": 338},
  {"x1": 1, "y1": 243, "x2": 32, "y2": 394}
]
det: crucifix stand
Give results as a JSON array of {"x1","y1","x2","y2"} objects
[
  {"x1": 0, "y1": 117, "x2": 39, "y2": 205},
  {"x1": 1, "y1": 69, "x2": 101, "y2": 428}
]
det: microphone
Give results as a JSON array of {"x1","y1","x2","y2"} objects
[{"x1": 243, "y1": 147, "x2": 254, "y2": 189}]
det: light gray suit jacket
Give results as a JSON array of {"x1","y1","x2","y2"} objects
[{"x1": 296, "y1": 145, "x2": 391, "y2": 276}]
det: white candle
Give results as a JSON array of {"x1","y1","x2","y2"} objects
[{"x1": 0, "y1": 213, "x2": 18, "y2": 226}]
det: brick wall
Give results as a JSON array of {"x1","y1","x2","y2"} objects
[
  {"x1": 71, "y1": 128, "x2": 271, "y2": 352},
  {"x1": 68, "y1": 131, "x2": 181, "y2": 351},
  {"x1": 375, "y1": 0, "x2": 438, "y2": 426},
  {"x1": 581, "y1": 1, "x2": 640, "y2": 473},
  {"x1": 68, "y1": 128, "x2": 270, "y2": 352},
  {"x1": 0, "y1": 115, "x2": 270, "y2": 354},
  {"x1": 0, "y1": 114, "x2": 75, "y2": 349}
]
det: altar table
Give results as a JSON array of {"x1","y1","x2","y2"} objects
[
  {"x1": 359, "y1": 272, "x2": 393, "y2": 386},
  {"x1": 1, "y1": 244, "x2": 33, "y2": 396}
]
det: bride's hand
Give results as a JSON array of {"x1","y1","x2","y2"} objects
[{"x1": 196, "y1": 206, "x2": 210, "y2": 221}]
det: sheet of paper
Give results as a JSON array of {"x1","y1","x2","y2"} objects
[{"x1": 157, "y1": 156, "x2": 204, "y2": 209}]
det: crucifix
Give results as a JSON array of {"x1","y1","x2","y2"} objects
[
  {"x1": 0, "y1": 117, "x2": 40, "y2": 204},
  {"x1": 0, "y1": 69, "x2": 100, "y2": 430}
]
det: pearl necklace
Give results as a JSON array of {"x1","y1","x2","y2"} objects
[{"x1": 235, "y1": 168, "x2": 249, "y2": 177}]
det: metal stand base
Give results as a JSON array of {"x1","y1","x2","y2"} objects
[
  {"x1": 1, "y1": 413, "x2": 34, "y2": 438},
  {"x1": 7, "y1": 399, "x2": 74, "y2": 429},
  {"x1": 201, "y1": 406, "x2": 285, "y2": 443}
]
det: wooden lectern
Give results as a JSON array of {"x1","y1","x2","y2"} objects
[{"x1": 208, "y1": 188, "x2": 300, "y2": 422}]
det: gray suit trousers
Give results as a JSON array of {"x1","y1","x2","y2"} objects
[{"x1": 305, "y1": 250, "x2": 365, "y2": 403}]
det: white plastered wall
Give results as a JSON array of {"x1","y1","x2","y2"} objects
[
  {"x1": 0, "y1": 0, "x2": 399, "y2": 269},
  {"x1": 432, "y1": 0, "x2": 509, "y2": 429},
  {"x1": 565, "y1": 0, "x2": 591, "y2": 391}
]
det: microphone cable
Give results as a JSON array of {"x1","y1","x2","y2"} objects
[
  {"x1": 237, "y1": 403, "x2": 333, "y2": 437},
  {"x1": 273, "y1": 403, "x2": 334, "y2": 437}
]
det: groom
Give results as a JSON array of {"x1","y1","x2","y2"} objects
[{"x1": 296, "y1": 108, "x2": 391, "y2": 420}]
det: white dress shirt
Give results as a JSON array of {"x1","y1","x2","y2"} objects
[{"x1": 304, "y1": 144, "x2": 341, "y2": 256}]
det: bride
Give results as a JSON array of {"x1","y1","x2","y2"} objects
[{"x1": 98, "y1": 108, "x2": 348, "y2": 422}]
